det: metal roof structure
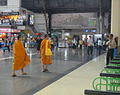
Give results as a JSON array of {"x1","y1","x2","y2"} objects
[{"x1": 21, "y1": 0, "x2": 111, "y2": 14}]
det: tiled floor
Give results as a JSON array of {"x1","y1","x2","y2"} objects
[
  {"x1": 0, "y1": 48, "x2": 103, "y2": 95},
  {"x1": 34, "y1": 54, "x2": 106, "y2": 95}
]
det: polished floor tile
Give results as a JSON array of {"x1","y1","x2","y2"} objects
[{"x1": 0, "y1": 48, "x2": 103, "y2": 95}]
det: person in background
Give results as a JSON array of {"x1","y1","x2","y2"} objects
[
  {"x1": 36, "y1": 37, "x2": 42, "y2": 53},
  {"x1": 50, "y1": 38, "x2": 54, "y2": 52},
  {"x1": 106, "y1": 34, "x2": 116, "y2": 65},
  {"x1": 55, "y1": 36, "x2": 58, "y2": 48},
  {"x1": 0, "y1": 38, "x2": 4, "y2": 53},
  {"x1": 113, "y1": 37, "x2": 118, "y2": 57},
  {"x1": 0, "y1": 38, "x2": 3, "y2": 48},
  {"x1": 97, "y1": 38, "x2": 102, "y2": 54},
  {"x1": 103, "y1": 35, "x2": 109, "y2": 51},
  {"x1": 72, "y1": 38, "x2": 77, "y2": 49},
  {"x1": 84, "y1": 37, "x2": 88, "y2": 47},
  {"x1": 40, "y1": 34, "x2": 52, "y2": 72},
  {"x1": 87, "y1": 36, "x2": 94, "y2": 55},
  {"x1": 79, "y1": 39, "x2": 83, "y2": 49},
  {"x1": 6, "y1": 38, "x2": 11, "y2": 52},
  {"x1": 10, "y1": 37, "x2": 15, "y2": 50},
  {"x1": 3, "y1": 38, "x2": 10, "y2": 53},
  {"x1": 12, "y1": 35, "x2": 30, "y2": 77}
]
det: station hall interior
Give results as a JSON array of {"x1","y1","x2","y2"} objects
[{"x1": 0, "y1": 0, "x2": 120, "y2": 95}]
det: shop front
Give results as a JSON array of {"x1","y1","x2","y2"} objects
[
  {"x1": 0, "y1": 27, "x2": 20, "y2": 38},
  {"x1": 0, "y1": 12, "x2": 27, "y2": 26}
]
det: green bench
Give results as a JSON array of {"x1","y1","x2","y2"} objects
[
  {"x1": 101, "y1": 66, "x2": 120, "y2": 74},
  {"x1": 92, "y1": 73, "x2": 120, "y2": 91},
  {"x1": 85, "y1": 55, "x2": 120, "y2": 94},
  {"x1": 84, "y1": 89, "x2": 120, "y2": 95}
]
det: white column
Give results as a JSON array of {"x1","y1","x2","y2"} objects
[
  {"x1": 111, "y1": 0, "x2": 120, "y2": 46},
  {"x1": 99, "y1": 15, "x2": 103, "y2": 34},
  {"x1": 34, "y1": 13, "x2": 48, "y2": 33},
  {"x1": 62, "y1": 30, "x2": 65, "y2": 40},
  {"x1": 96, "y1": 16, "x2": 100, "y2": 33}
]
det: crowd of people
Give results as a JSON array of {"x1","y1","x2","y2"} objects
[
  {"x1": 65, "y1": 34, "x2": 118, "y2": 66},
  {"x1": 0, "y1": 37, "x2": 13, "y2": 54}
]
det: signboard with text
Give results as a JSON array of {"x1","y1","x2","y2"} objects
[{"x1": 0, "y1": 28, "x2": 20, "y2": 33}]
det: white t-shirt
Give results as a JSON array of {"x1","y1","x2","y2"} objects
[
  {"x1": 98, "y1": 40, "x2": 102, "y2": 46},
  {"x1": 87, "y1": 39, "x2": 93, "y2": 46}
]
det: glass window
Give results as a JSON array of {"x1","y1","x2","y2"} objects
[{"x1": 0, "y1": 0, "x2": 7, "y2": 6}]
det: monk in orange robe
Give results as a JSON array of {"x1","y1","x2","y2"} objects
[
  {"x1": 12, "y1": 35, "x2": 30, "y2": 77},
  {"x1": 40, "y1": 34, "x2": 52, "y2": 72}
]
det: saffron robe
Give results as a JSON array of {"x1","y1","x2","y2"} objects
[
  {"x1": 40, "y1": 38, "x2": 52, "y2": 65},
  {"x1": 12, "y1": 40, "x2": 30, "y2": 70}
]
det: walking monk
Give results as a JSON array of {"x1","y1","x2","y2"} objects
[
  {"x1": 40, "y1": 34, "x2": 52, "y2": 72},
  {"x1": 12, "y1": 35, "x2": 30, "y2": 77}
]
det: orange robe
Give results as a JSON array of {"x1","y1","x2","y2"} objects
[
  {"x1": 12, "y1": 40, "x2": 30, "y2": 70},
  {"x1": 40, "y1": 38, "x2": 52, "y2": 65}
]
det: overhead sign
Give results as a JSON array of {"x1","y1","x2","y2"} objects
[{"x1": 0, "y1": 12, "x2": 19, "y2": 16}]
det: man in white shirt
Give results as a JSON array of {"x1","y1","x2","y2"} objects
[
  {"x1": 98, "y1": 38, "x2": 102, "y2": 54},
  {"x1": 87, "y1": 36, "x2": 94, "y2": 55},
  {"x1": 106, "y1": 34, "x2": 116, "y2": 65}
]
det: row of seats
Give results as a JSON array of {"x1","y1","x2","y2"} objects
[{"x1": 84, "y1": 55, "x2": 120, "y2": 95}]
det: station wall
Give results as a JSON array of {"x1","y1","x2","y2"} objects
[{"x1": 0, "y1": 0, "x2": 20, "y2": 12}]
